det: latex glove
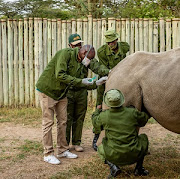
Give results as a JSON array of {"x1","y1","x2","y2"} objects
[
  {"x1": 96, "y1": 76, "x2": 108, "y2": 86},
  {"x1": 82, "y1": 78, "x2": 94, "y2": 86}
]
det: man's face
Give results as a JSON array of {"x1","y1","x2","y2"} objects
[
  {"x1": 79, "y1": 45, "x2": 95, "y2": 61},
  {"x1": 70, "y1": 42, "x2": 82, "y2": 49},
  {"x1": 108, "y1": 39, "x2": 118, "y2": 50}
]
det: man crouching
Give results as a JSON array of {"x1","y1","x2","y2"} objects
[{"x1": 92, "y1": 89, "x2": 150, "y2": 178}]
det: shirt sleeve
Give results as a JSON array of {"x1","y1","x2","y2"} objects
[
  {"x1": 92, "y1": 109, "x2": 103, "y2": 131},
  {"x1": 55, "y1": 50, "x2": 86, "y2": 88}
]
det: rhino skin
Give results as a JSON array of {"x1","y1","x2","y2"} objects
[{"x1": 104, "y1": 48, "x2": 180, "y2": 134}]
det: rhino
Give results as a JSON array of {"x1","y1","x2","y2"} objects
[{"x1": 103, "y1": 48, "x2": 180, "y2": 134}]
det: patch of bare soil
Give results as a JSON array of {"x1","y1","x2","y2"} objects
[{"x1": 0, "y1": 122, "x2": 179, "y2": 179}]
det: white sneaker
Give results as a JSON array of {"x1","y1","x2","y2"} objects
[
  {"x1": 44, "y1": 155, "x2": 61, "y2": 165},
  {"x1": 57, "y1": 150, "x2": 78, "y2": 159}
]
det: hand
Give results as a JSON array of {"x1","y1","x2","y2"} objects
[
  {"x1": 96, "y1": 76, "x2": 108, "y2": 86},
  {"x1": 97, "y1": 105, "x2": 102, "y2": 109},
  {"x1": 82, "y1": 78, "x2": 94, "y2": 86}
]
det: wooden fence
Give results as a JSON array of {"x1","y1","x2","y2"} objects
[{"x1": 0, "y1": 16, "x2": 180, "y2": 107}]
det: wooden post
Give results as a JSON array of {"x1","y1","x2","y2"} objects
[
  {"x1": 34, "y1": 18, "x2": 39, "y2": 107},
  {"x1": 126, "y1": 18, "x2": 130, "y2": 55},
  {"x1": 71, "y1": 19, "x2": 76, "y2": 34},
  {"x1": 2, "y1": 19, "x2": 8, "y2": 105},
  {"x1": 130, "y1": 19, "x2": 135, "y2": 54},
  {"x1": 87, "y1": 15, "x2": 93, "y2": 105},
  {"x1": 178, "y1": 18, "x2": 180, "y2": 47},
  {"x1": 43, "y1": 18, "x2": 48, "y2": 68},
  {"x1": 66, "y1": 20, "x2": 72, "y2": 46},
  {"x1": 52, "y1": 19, "x2": 57, "y2": 57},
  {"x1": 57, "y1": 19, "x2": 62, "y2": 51},
  {"x1": 62, "y1": 20, "x2": 67, "y2": 49},
  {"x1": 116, "y1": 18, "x2": 121, "y2": 40},
  {"x1": 166, "y1": 19, "x2": 171, "y2": 51},
  {"x1": 24, "y1": 18, "x2": 30, "y2": 105},
  {"x1": 8, "y1": 19, "x2": 14, "y2": 106},
  {"x1": 143, "y1": 18, "x2": 149, "y2": 52},
  {"x1": 159, "y1": 18, "x2": 165, "y2": 52},
  {"x1": 108, "y1": 17, "x2": 115, "y2": 29},
  {"x1": 121, "y1": 18, "x2": 126, "y2": 42},
  {"x1": 83, "y1": 18, "x2": 88, "y2": 44},
  {"x1": 139, "y1": 18, "x2": 143, "y2": 51},
  {"x1": 29, "y1": 18, "x2": 34, "y2": 106},
  {"x1": 101, "y1": 18, "x2": 106, "y2": 46},
  {"x1": 149, "y1": 18, "x2": 153, "y2": 52},
  {"x1": 19, "y1": 19, "x2": 24, "y2": 105},
  {"x1": 153, "y1": 21, "x2": 159, "y2": 53},
  {"x1": 77, "y1": 19, "x2": 83, "y2": 38},
  {"x1": 0, "y1": 20, "x2": 3, "y2": 106},
  {"x1": 39, "y1": 18, "x2": 43, "y2": 76},
  {"x1": 172, "y1": 18, "x2": 179, "y2": 49},
  {"x1": 47, "y1": 19, "x2": 52, "y2": 63},
  {"x1": 97, "y1": 18, "x2": 102, "y2": 49},
  {"x1": 134, "y1": 18, "x2": 139, "y2": 52}
]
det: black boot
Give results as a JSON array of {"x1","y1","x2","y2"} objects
[
  {"x1": 92, "y1": 134, "x2": 100, "y2": 151},
  {"x1": 134, "y1": 156, "x2": 149, "y2": 176},
  {"x1": 106, "y1": 160, "x2": 121, "y2": 178}
]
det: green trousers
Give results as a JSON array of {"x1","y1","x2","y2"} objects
[{"x1": 66, "y1": 89, "x2": 88, "y2": 146}]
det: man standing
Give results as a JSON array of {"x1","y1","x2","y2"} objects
[
  {"x1": 66, "y1": 34, "x2": 109, "y2": 152},
  {"x1": 92, "y1": 89, "x2": 150, "y2": 178},
  {"x1": 36, "y1": 44, "x2": 108, "y2": 164},
  {"x1": 92, "y1": 29, "x2": 130, "y2": 151}
]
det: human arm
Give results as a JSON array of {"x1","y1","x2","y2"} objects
[
  {"x1": 134, "y1": 109, "x2": 150, "y2": 127},
  {"x1": 92, "y1": 108, "x2": 103, "y2": 132}
]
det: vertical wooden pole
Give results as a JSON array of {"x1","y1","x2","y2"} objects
[
  {"x1": 139, "y1": 18, "x2": 143, "y2": 51},
  {"x1": 121, "y1": 18, "x2": 126, "y2": 42},
  {"x1": 29, "y1": 18, "x2": 34, "y2": 106},
  {"x1": 153, "y1": 21, "x2": 159, "y2": 53},
  {"x1": 24, "y1": 18, "x2": 30, "y2": 105},
  {"x1": 77, "y1": 19, "x2": 83, "y2": 38},
  {"x1": 97, "y1": 18, "x2": 102, "y2": 49},
  {"x1": 71, "y1": 19, "x2": 76, "y2": 34},
  {"x1": 116, "y1": 19, "x2": 121, "y2": 41},
  {"x1": 172, "y1": 18, "x2": 178, "y2": 49},
  {"x1": 52, "y1": 19, "x2": 57, "y2": 57},
  {"x1": 148, "y1": 18, "x2": 153, "y2": 52},
  {"x1": 83, "y1": 18, "x2": 88, "y2": 44},
  {"x1": 43, "y1": 18, "x2": 48, "y2": 68},
  {"x1": 178, "y1": 18, "x2": 180, "y2": 47},
  {"x1": 57, "y1": 19, "x2": 62, "y2": 51},
  {"x1": 166, "y1": 19, "x2": 171, "y2": 51},
  {"x1": 8, "y1": 19, "x2": 14, "y2": 106},
  {"x1": 143, "y1": 18, "x2": 149, "y2": 52},
  {"x1": 66, "y1": 20, "x2": 72, "y2": 46},
  {"x1": 47, "y1": 19, "x2": 52, "y2": 63},
  {"x1": 101, "y1": 18, "x2": 106, "y2": 46},
  {"x1": 108, "y1": 17, "x2": 115, "y2": 29},
  {"x1": 134, "y1": 18, "x2": 139, "y2": 52},
  {"x1": 159, "y1": 18, "x2": 165, "y2": 52},
  {"x1": 125, "y1": 18, "x2": 130, "y2": 55},
  {"x1": 62, "y1": 20, "x2": 67, "y2": 49},
  {"x1": 0, "y1": 20, "x2": 3, "y2": 106},
  {"x1": 34, "y1": 18, "x2": 39, "y2": 106},
  {"x1": 39, "y1": 18, "x2": 43, "y2": 76},
  {"x1": 130, "y1": 19, "x2": 134, "y2": 54},
  {"x1": 19, "y1": 19, "x2": 24, "y2": 105}
]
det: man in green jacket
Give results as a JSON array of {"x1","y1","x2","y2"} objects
[
  {"x1": 66, "y1": 34, "x2": 109, "y2": 152},
  {"x1": 36, "y1": 45, "x2": 108, "y2": 165},
  {"x1": 92, "y1": 89, "x2": 150, "y2": 178},
  {"x1": 92, "y1": 29, "x2": 130, "y2": 151}
]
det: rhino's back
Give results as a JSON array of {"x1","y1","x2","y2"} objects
[{"x1": 105, "y1": 48, "x2": 180, "y2": 133}]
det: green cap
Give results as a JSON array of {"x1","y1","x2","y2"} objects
[
  {"x1": 104, "y1": 29, "x2": 119, "y2": 43},
  {"x1": 68, "y1": 33, "x2": 83, "y2": 45},
  {"x1": 104, "y1": 89, "x2": 125, "y2": 107}
]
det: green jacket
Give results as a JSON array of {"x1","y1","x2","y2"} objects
[
  {"x1": 92, "y1": 107, "x2": 149, "y2": 166},
  {"x1": 36, "y1": 47, "x2": 109, "y2": 100},
  {"x1": 96, "y1": 42, "x2": 130, "y2": 105}
]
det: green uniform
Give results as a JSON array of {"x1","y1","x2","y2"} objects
[
  {"x1": 36, "y1": 47, "x2": 109, "y2": 100},
  {"x1": 92, "y1": 107, "x2": 149, "y2": 166},
  {"x1": 63, "y1": 48, "x2": 109, "y2": 145},
  {"x1": 96, "y1": 42, "x2": 130, "y2": 107}
]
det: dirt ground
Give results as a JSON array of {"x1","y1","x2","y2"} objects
[{"x1": 0, "y1": 122, "x2": 179, "y2": 179}]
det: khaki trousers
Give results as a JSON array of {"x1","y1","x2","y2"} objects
[{"x1": 38, "y1": 92, "x2": 69, "y2": 156}]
